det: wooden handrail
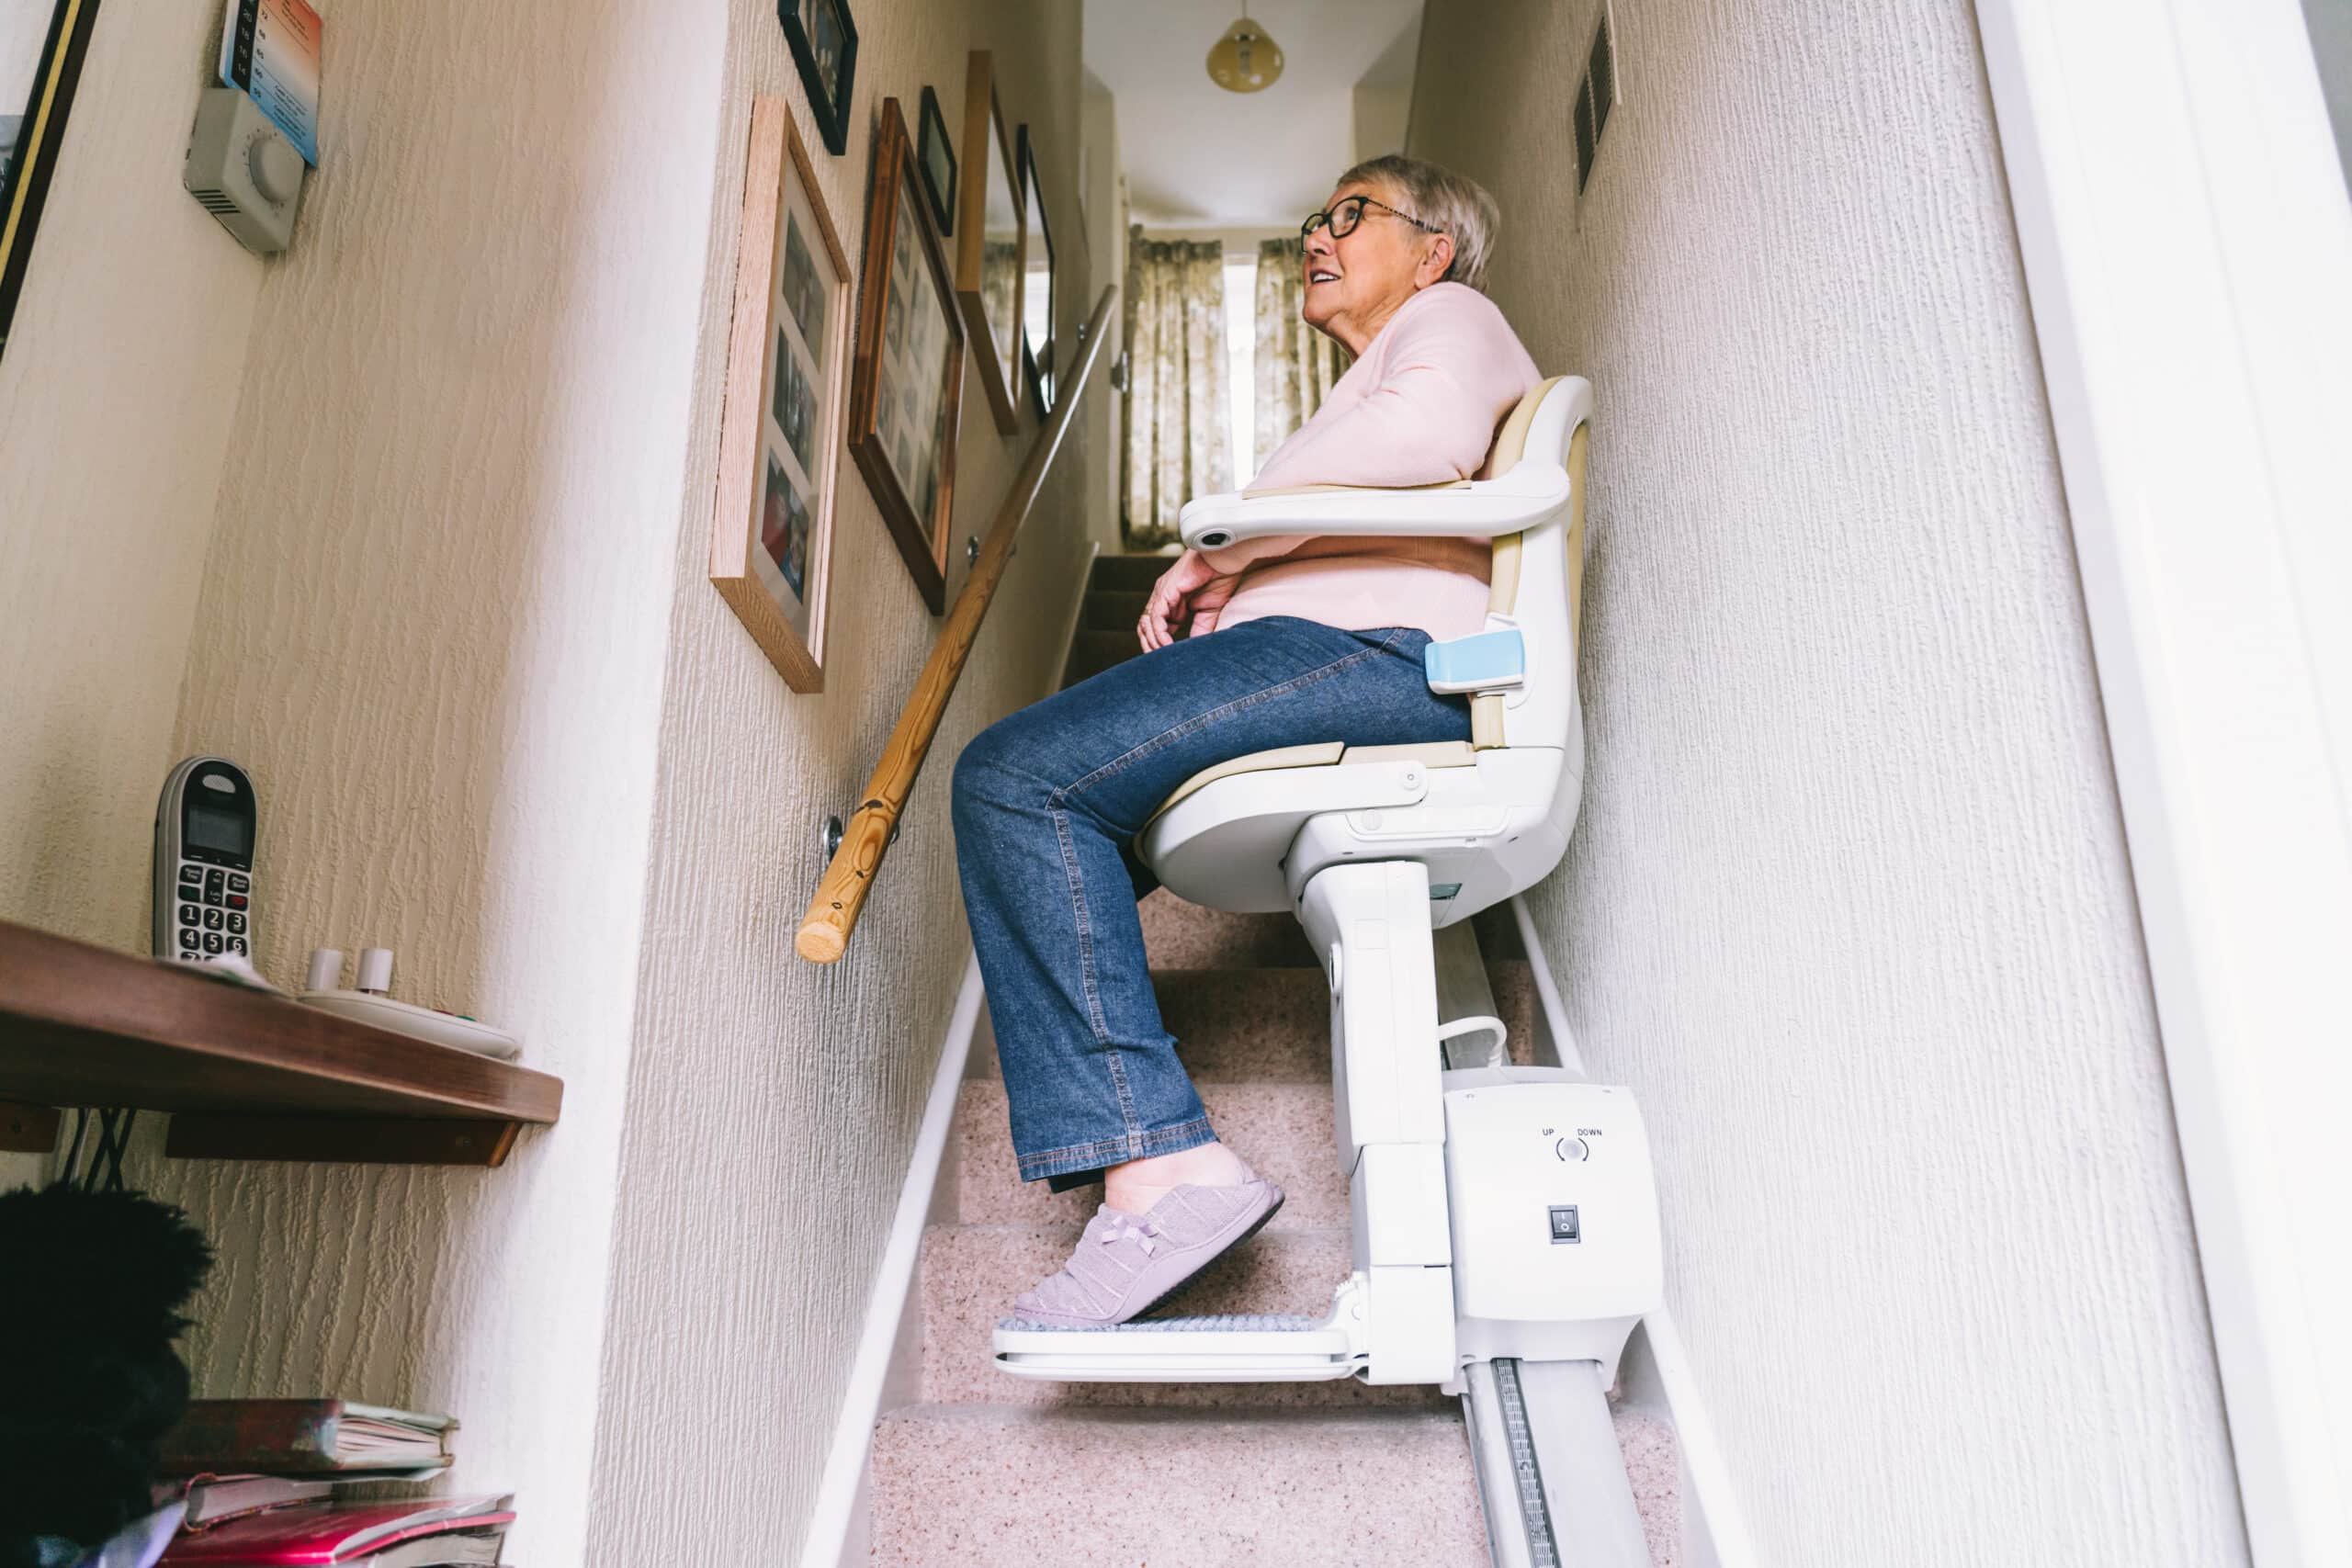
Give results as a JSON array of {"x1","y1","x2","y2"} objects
[{"x1": 797, "y1": 283, "x2": 1119, "y2": 963}]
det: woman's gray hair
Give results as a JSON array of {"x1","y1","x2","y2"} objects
[{"x1": 1336, "y1": 153, "x2": 1501, "y2": 292}]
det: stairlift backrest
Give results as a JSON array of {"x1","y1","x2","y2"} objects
[{"x1": 1474, "y1": 376, "x2": 1590, "y2": 760}]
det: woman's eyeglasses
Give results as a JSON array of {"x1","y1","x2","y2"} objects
[{"x1": 1300, "y1": 194, "x2": 1441, "y2": 241}]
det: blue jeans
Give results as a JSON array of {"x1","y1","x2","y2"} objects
[{"x1": 950, "y1": 615, "x2": 1474, "y2": 1192}]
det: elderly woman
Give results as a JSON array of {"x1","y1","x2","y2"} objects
[{"x1": 951, "y1": 154, "x2": 1540, "y2": 1326}]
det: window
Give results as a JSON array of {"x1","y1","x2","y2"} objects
[{"x1": 1223, "y1": 252, "x2": 1258, "y2": 482}]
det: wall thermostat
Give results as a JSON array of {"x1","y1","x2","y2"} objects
[{"x1": 185, "y1": 86, "x2": 306, "y2": 254}]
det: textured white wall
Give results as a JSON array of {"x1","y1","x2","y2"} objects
[
  {"x1": 0, "y1": 0, "x2": 263, "y2": 955},
  {"x1": 582, "y1": 0, "x2": 1094, "y2": 1559},
  {"x1": 1352, "y1": 80, "x2": 1411, "y2": 162},
  {"x1": 114, "y1": 0, "x2": 729, "y2": 1559},
  {"x1": 1411, "y1": 1, "x2": 2247, "y2": 1562}
]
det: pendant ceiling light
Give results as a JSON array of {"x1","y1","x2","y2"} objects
[{"x1": 1206, "y1": 16, "x2": 1284, "y2": 93}]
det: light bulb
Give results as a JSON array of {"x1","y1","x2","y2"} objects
[{"x1": 1206, "y1": 17, "x2": 1283, "y2": 93}]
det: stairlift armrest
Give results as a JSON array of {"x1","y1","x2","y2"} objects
[{"x1": 1178, "y1": 461, "x2": 1573, "y2": 550}]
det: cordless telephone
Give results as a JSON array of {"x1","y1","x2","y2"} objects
[{"x1": 153, "y1": 756, "x2": 257, "y2": 964}]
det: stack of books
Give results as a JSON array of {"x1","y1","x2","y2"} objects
[{"x1": 151, "y1": 1400, "x2": 513, "y2": 1566}]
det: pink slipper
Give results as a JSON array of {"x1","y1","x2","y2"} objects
[{"x1": 1008, "y1": 1179, "x2": 1286, "y2": 1328}]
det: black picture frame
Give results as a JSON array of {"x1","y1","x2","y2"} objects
[
  {"x1": 1, "y1": 0, "x2": 104, "y2": 360},
  {"x1": 849, "y1": 98, "x2": 966, "y2": 615},
  {"x1": 779, "y1": 0, "x2": 858, "y2": 156},
  {"x1": 915, "y1": 85, "x2": 956, "y2": 239},
  {"x1": 1016, "y1": 124, "x2": 1056, "y2": 420}
]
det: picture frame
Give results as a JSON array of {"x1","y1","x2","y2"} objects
[
  {"x1": 952, "y1": 51, "x2": 1024, "y2": 435},
  {"x1": 849, "y1": 97, "x2": 966, "y2": 615},
  {"x1": 1, "y1": 0, "x2": 105, "y2": 360},
  {"x1": 708, "y1": 96, "x2": 854, "y2": 692},
  {"x1": 778, "y1": 0, "x2": 857, "y2": 156},
  {"x1": 1017, "y1": 123, "x2": 1057, "y2": 421},
  {"x1": 915, "y1": 85, "x2": 956, "y2": 240}
]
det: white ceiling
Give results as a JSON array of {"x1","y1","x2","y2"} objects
[{"x1": 1084, "y1": 0, "x2": 1424, "y2": 228}]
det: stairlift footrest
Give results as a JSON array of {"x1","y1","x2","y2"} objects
[
  {"x1": 992, "y1": 1318, "x2": 1363, "y2": 1383},
  {"x1": 992, "y1": 1278, "x2": 1374, "y2": 1383}
]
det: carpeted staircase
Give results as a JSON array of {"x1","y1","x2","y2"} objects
[
  {"x1": 863, "y1": 555, "x2": 1681, "y2": 1565},
  {"x1": 1061, "y1": 551, "x2": 1178, "y2": 685}
]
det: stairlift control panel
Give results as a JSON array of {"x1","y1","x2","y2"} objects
[{"x1": 1441, "y1": 1068, "x2": 1664, "y2": 1371}]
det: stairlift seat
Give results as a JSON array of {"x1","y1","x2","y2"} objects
[
  {"x1": 1136, "y1": 376, "x2": 1590, "y2": 919},
  {"x1": 1136, "y1": 739, "x2": 1479, "y2": 833}
]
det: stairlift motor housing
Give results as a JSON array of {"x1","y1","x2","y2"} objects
[{"x1": 1439, "y1": 1067, "x2": 1662, "y2": 1384}]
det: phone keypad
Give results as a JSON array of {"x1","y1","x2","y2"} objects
[{"x1": 171, "y1": 858, "x2": 251, "y2": 962}]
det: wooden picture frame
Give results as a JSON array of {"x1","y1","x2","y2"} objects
[
  {"x1": 849, "y1": 97, "x2": 966, "y2": 615},
  {"x1": 778, "y1": 0, "x2": 858, "y2": 156},
  {"x1": 1016, "y1": 123, "x2": 1057, "y2": 421},
  {"x1": 916, "y1": 85, "x2": 956, "y2": 239},
  {"x1": 1, "y1": 0, "x2": 104, "y2": 359},
  {"x1": 709, "y1": 97, "x2": 854, "y2": 692},
  {"x1": 953, "y1": 51, "x2": 1024, "y2": 435}
]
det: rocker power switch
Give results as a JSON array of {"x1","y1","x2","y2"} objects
[{"x1": 1555, "y1": 1135, "x2": 1589, "y2": 1162}]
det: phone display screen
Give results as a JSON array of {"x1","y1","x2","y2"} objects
[{"x1": 186, "y1": 802, "x2": 252, "y2": 858}]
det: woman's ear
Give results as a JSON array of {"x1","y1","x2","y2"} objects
[{"x1": 1418, "y1": 232, "x2": 1455, "y2": 287}]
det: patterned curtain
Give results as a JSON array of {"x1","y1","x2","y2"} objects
[
  {"x1": 1122, "y1": 230, "x2": 1231, "y2": 550},
  {"x1": 1253, "y1": 236, "x2": 1351, "y2": 467}
]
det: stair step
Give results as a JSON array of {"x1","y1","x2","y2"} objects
[
  {"x1": 868, "y1": 1403, "x2": 1489, "y2": 1565},
  {"x1": 1061, "y1": 628, "x2": 1146, "y2": 688},
  {"x1": 918, "y1": 1223, "x2": 1450, "y2": 1409},
  {"x1": 1081, "y1": 589, "x2": 1151, "y2": 629},
  {"x1": 956, "y1": 1080, "x2": 1347, "y2": 1228},
  {"x1": 1089, "y1": 552, "x2": 1177, "y2": 592},
  {"x1": 1140, "y1": 889, "x2": 1318, "y2": 967},
  {"x1": 1137, "y1": 888, "x2": 1529, "y2": 967},
  {"x1": 1155, "y1": 967, "x2": 1339, "y2": 1081}
]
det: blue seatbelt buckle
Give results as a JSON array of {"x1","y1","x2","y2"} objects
[{"x1": 1424, "y1": 628, "x2": 1526, "y2": 694}]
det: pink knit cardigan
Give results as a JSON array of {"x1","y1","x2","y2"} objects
[{"x1": 1195, "y1": 280, "x2": 1541, "y2": 643}]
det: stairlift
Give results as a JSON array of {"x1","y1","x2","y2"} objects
[{"x1": 993, "y1": 378, "x2": 1665, "y2": 1563}]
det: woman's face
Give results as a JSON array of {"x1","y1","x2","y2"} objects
[{"x1": 1300, "y1": 179, "x2": 1451, "y2": 351}]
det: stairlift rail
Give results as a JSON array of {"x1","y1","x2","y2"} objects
[
  {"x1": 796, "y1": 284, "x2": 1118, "y2": 964},
  {"x1": 1465, "y1": 1359, "x2": 1654, "y2": 1568}
]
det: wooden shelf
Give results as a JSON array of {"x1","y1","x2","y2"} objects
[{"x1": 0, "y1": 920, "x2": 561, "y2": 1166}]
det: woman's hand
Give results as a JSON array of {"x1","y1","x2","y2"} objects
[{"x1": 1138, "y1": 550, "x2": 1240, "y2": 650}]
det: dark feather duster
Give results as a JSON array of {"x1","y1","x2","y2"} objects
[{"x1": 0, "y1": 1184, "x2": 214, "y2": 1563}]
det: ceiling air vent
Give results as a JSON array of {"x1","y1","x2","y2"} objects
[{"x1": 1574, "y1": 8, "x2": 1616, "y2": 195}]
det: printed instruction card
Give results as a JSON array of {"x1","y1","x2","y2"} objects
[{"x1": 219, "y1": 0, "x2": 322, "y2": 166}]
